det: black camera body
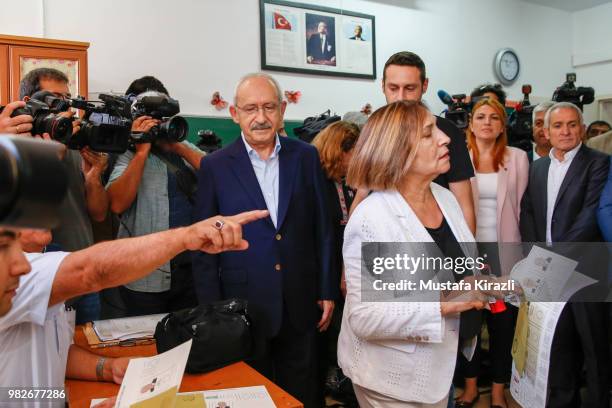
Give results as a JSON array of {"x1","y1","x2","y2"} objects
[
  {"x1": 0, "y1": 137, "x2": 68, "y2": 228},
  {"x1": 0, "y1": 98, "x2": 73, "y2": 142},
  {"x1": 552, "y1": 73, "x2": 595, "y2": 111},
  {"x1": 196, "y1": 129, "x2": 222, "y2": 154},
  {"x1": 507, "y1": 85, "x2": 535, "y2": 153},
  {"x1": 29, "y1": 91, "x2": 133, "y2": 153},
  {"x1": 130, "y1": 92, "x2": 188, "y2": 144},
  {"x1": 445, "y1": 94, "x2": 472, "y2": 130}
]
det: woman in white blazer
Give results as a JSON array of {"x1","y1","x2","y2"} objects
[{"x1": 338, "y1": 101, "x2": 486, "y2": 407}]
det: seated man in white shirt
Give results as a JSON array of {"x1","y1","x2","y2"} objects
[{"x1": 0, "y1": 209, "x2": 267, "y2": 398}]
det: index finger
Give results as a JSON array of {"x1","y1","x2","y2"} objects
[
  {"x1": 0, "y1": 101, "x2": 26, "y2": 117},
  {"x1": 227, "y1": 210, "x2": 269, "y2": 225}
]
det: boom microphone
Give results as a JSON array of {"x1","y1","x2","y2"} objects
[{"x1": 437, "y1": 89, "x2": 454, "y2": 106}]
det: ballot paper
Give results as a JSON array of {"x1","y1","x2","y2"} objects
[
  {"x1": 114, "y1": 340, "x2": 192, "y2": 408},
  {"x1": 510, "y1": 246, "x2": 596, "y2": 302},
  {"x1": 90, "y1": 386, "x2": 275, "y2": 408},
  {"x1": 93, "y1": 314, "x2": 167, "y2": 341},
  {"x1": 182, "y1": 386, "x2": 276, "y2": 408},
  {"x1": 510, "y1": 302, "x2": 565, "y2": 408}
]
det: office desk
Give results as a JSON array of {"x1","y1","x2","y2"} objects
[{"x1": 66, "y1": 327, "x2": 302, "y2": 408}]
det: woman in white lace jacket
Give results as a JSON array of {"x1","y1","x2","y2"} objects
[{"x1": 338, "y1": 101, "x2": 486, "y2": 407}]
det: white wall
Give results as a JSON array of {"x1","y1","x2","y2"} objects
[
  {"x1": 572, "y1": 1, "x2": 612, "y2": 124},
  {"x1": 0, "y1": 0, "x2": 42, "y2": 37},
  {"x1": 2, "y1": 0, "x2": 574, "y2": 119}
]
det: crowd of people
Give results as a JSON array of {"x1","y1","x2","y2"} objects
[{"x1": 0, "y1": 50, "x2": 611, "y2": 408}]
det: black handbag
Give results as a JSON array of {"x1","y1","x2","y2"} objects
[{"x1": 154, "y1": 298, "x2": 252, "y2": 373}]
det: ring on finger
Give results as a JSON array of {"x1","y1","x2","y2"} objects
[{"x1": 214, "y1": 219, "x2": 225, "y2": 230}]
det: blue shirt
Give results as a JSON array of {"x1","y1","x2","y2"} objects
[{"x1": 241, "y1": 133, "x2": 281, "y2": 228}]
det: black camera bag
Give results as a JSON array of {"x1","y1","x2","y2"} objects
[
  {"x1": 293, "y1": 109, "x2": 340, "y2": 143},
  {"x1": 154, "y1": 298, "x2": 252, "y2": 373}
]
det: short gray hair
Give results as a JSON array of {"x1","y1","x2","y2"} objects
[
  {"x1": 532, "y1": 101, "x2": 555, "y2": 125},
  {"x1": 543, "y1": 102, "x2": 583, "y2": 129},
  {"x1": 233, "y1": 72, "x2": 283, "y2": 105}
]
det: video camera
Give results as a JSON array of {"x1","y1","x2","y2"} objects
[
  {"x1": 195, "y1": 129, "x2": 222, "y2": 154},
  {"x1": 552, "y1": 73, "x2": 595, "y2": 111},
  {"x1": 0, "y1": 98, "x2": 73, "y2": 143},
  {"x1": 507, "y1": 85, "x2": 535, "y2": 152},
  {"x1": 438, "y1": 90, "x2": 485, "y2": 130},
  {"x1": 6, "y1": 90, "x2": 133, "y2": 153},
  {"x1": 129, "y1": 91, "x2": 188, "y2": 144},
  {"x1": 0, "y1": 136, "x2": 68, "y2": 228}
]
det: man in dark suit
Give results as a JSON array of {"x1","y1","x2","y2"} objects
[
  {"x1": 520, "y1": 102, "x2": 610, "y2": 408},
  {"x1": 192, "y1": 73, "x2": 335, "y2": 408},
  {"x1": 306, "y1": 21, "x2": 336, "y2": 64}
]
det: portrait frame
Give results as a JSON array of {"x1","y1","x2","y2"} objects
[{"x1": 260, "y1": 0, "x2": 376, "y2": 79}]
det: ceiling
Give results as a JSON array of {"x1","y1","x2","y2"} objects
[{"x1": 522, "y1": 0, "x2": 612, "y2": 12}]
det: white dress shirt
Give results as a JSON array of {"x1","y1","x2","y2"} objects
[
  {"x1": 532, "y1": 143, "x2": 542, "y2": 161},
  {"x1": 241, "y1": 133, "x2": 281, "y2": 227},
  {"x1": 0, "y1": 252, "x2": 74, "y2": 396},
  {"x1": 546, "y1": 143, "x2": 582, "y2": 244}
]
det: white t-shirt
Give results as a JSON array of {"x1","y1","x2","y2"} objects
[
  {"x1": 0, "y1": 252, "x2": 74, "y2": 392},
  {"x1": 475, "y1": 172, "x2": 498, "y2": 242}
]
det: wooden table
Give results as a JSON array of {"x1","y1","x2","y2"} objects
[{"x1": 66, "y1": 327, "x2": 303, "y2": 408}]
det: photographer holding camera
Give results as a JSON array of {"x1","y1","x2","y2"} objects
[
  {"x1": 106, "y1": 76, "x2": 205, "y2": 317},
  {"x1": 10, "y1": 68, "x2": 111, "y2": 324}
]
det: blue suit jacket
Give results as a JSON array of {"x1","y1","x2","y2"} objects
[
  {"x1": 192, "y1": 136, "x2": 335, "y2": 337},
  {"x1": 598, "y1": 156, "x2": 612, "y2": 242}
]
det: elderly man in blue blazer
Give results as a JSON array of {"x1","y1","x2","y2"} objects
[{"x1": 192, "y1": 72, "x2": 335, "y2": 408}]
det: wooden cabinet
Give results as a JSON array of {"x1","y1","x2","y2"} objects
[{"x1": 0, "y1": 34, "x2": 89, "y2": 105}]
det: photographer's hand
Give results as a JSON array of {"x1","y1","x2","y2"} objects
[
  {"x1": 132, "y1": 115, "x2": 160, "y2": 133},
  {"x1": 81, "y1": 147, "x2": 109, "y2": 222},
  {"x1": 58, "y1": 110, "x2": 80, "y2": 135},
  {"x1": 0, "y1": 101, "x2": 33, "y2": 136}
]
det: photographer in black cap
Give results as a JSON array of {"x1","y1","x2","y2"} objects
[{"x1": 106, "y1": 76, "x2": 205, "y2": 317}]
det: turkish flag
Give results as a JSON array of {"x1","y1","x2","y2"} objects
[{"x1": 274, "y1": 12, "x2": 292, "y2": 30}]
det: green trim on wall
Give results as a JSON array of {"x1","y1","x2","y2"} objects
[{"x1": 184, "y1": 116, "x2": 302, "y2": 146}]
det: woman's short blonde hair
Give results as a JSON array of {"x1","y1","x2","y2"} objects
[
  {"x1": 347, "y1": 100, "x2": 430, "y2": 190},
  {"x1": 312, "y1": 121, "x2": 360, "y2": 181}
]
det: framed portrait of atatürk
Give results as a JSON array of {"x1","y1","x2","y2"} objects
[{"x1": 260, "y1": 0, "x2": 376, "y2": 79}]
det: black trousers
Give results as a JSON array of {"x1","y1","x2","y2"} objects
[
  {"x1": 119, "y1": 261, "x2": 198, "y2": 316},
  {"x1": 547, "y1": 303, "x2": 610, "y2": 408},
  {"x1": 460, "y1": 304, "x2": 518, "y2": 384},
  {"x1": 247, "y1": 306, "x2": 319, "y2": 408}
]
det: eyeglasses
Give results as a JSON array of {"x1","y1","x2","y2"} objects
[{"x1": 235, "y1": 103, "x2": 279, "y2": 116}]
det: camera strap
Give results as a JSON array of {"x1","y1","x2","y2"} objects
[{"x1": 151, "y1": 146, "x2": 197, "y2": 204}]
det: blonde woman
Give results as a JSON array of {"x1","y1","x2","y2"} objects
[{"x1": 338, "y1": 101, "x2": 485, "y2": 407}]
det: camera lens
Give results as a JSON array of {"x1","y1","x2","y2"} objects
[
  {"x1": 36, "y1": 113, "x2": 73, "y2": 143},
  {"x1": 160, "y1": 115, "x2": 188, "y2": 143}
]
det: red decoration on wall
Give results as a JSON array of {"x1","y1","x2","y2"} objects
[
  {"x1": 210, "y1": 91, "x2": 228, "y2": 110},
  {"x1": 284, "y1": 90, "x2": 301, "y2": 104},
  {"x1": 361, "y1": 103, "x2": 372, "y2": 115}
]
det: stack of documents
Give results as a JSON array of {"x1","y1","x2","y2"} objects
[{"x1": 84, "y1": 313, "x2": 167, "y2": 347}]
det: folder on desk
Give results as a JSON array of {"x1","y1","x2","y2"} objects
[{"x1": 84, "y1": 313, "x2": 167, "y2": 348}]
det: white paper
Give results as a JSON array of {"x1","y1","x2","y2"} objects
[
  {"x1": 510, "y1": 247, "x2": 577, "y2": 301},
  {"x1": 195, "y1": 386, "x2": 275, "y2": 408},
  {"x1": 91, "y1": 386, "x2": 277, "y2": 408},
  {"x1": 510, "y1": 302, "x2": 565, "y2": 408},
  {"x1": 114, "y1": 340, "x2": 192, "y2": 408},
  {"x1": 93, "y1": 313, "x2": 167, "y2": 341}
]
